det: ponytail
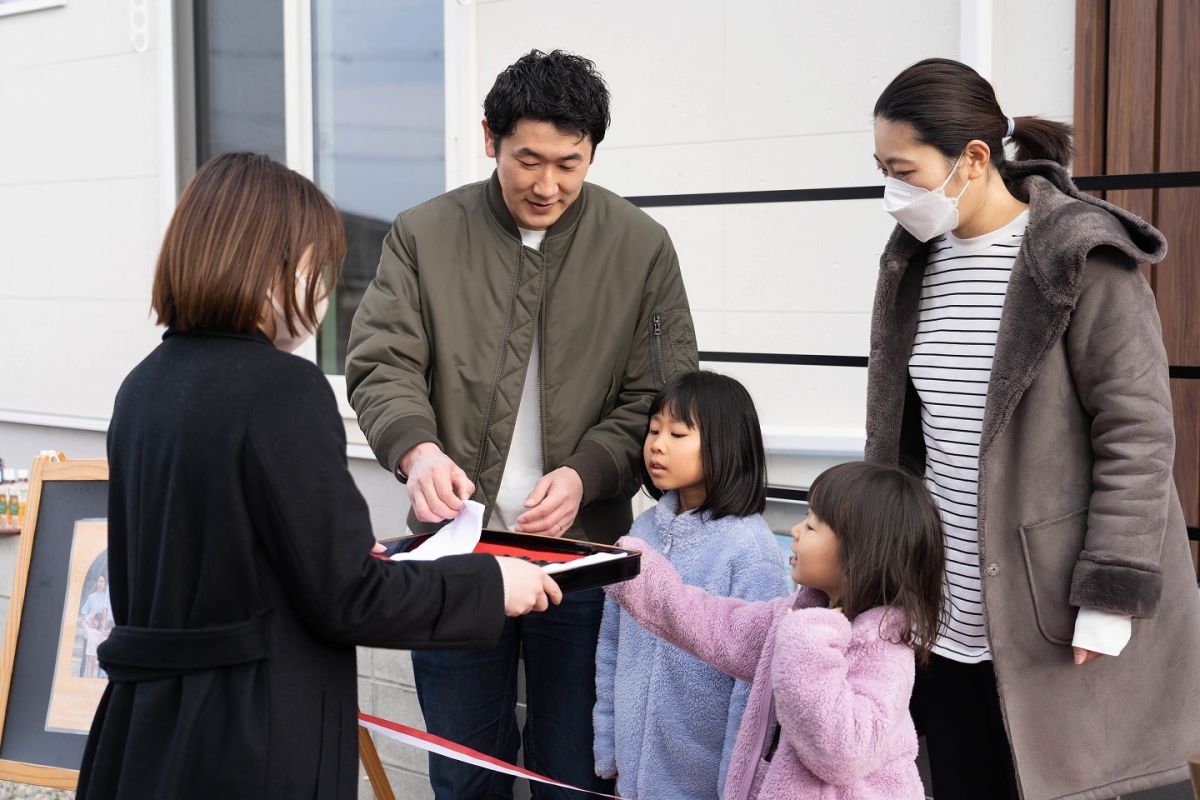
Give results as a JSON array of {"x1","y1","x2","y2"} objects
[
  {"x1": 1009, "y1": 115, "x2": 1074, "y2": 168},
  {"x1": 875, "y1": 58, "x2": 1074, "y2": 174}
]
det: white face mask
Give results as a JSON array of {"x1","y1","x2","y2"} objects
[
  {"x1": 270, "y1": 273, "x2": 329, "y2": 352},
  {"x1": 881, "y1": 155, "x2": 971, "y2": 242}
]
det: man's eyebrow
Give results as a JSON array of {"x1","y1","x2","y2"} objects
[{"x1": 513, "y1": 147, "x2": 584, "y2": 163}]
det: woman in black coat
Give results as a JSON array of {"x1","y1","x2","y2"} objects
[{"x1": 77, "y1": 153, "x2": 561, "y2": 799}]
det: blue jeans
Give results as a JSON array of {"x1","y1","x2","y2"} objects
[{"x1": 412, "y1": 587, "x2": 614, "y2": 799}]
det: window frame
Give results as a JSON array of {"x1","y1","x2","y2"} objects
[{"x1": 0, "y1": 0, "x2": 66, "y2": 18}]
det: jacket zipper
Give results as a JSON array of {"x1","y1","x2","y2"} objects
[
  {"x1": 472, "y1": 245, "x2": 526, "y2": 487},
  {"x1": 538, "y1": 288, "x2": 548, "y2": 476},
  {"x1": 650, "y1": 312, "x2": 666, "y2": 386},
  {"x1": 735, "y1": 696, "x2": 779, "y2": 800}
]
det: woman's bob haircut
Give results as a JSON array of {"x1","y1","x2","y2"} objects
[{"x1": 151, "y1": 152, "x2": 346, "y2": 337}]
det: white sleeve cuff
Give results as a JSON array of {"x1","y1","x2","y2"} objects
[{"x1": 1072, "y1": 608, "x2": 1132, "y2": 656}]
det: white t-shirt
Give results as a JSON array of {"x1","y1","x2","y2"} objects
[{"x1": 490, "y1": 227, "x2": 548, "y2": 530}]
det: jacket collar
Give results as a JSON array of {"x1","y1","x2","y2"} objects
[
  {"x1": 164, "y1": 327, "x2": 273, "y2": 346},
  {"x1": 651, "y1": 491, "x2": 717, "y2": 541},
  {"x1": 485, "y1": 170, "x2": 589, "y2": 242}
]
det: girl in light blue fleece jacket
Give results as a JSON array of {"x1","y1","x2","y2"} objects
[{"x1": 593, "y1": 371, "x2": 788, "y2": 799}]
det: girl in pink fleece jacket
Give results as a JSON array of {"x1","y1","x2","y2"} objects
[{"x1": 607, "y1": 461, "x2": 945, "y2": 799}]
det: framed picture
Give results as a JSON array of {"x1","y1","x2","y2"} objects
[{"x1": 0, "y1": 458, "x2": 108, "y2": 790}]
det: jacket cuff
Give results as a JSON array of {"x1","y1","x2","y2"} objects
[
  {"x1": 562, "y1": 440, "x2": 621, "y2": 504},
  {"x1": 1069, "y1": 553, "x2": 1163, "y2": 618},
  {"x1": 430, "y1": 553, "x2": 505, "y2": 646},
  {"x1": 372, "y1": 414, "x2": 441, "y2": 479}
]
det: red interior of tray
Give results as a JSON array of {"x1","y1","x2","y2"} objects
[{"x1": 472, "y1": 542, "x2": 584, "y2": 563}]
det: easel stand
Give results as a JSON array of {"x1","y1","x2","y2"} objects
[{"x1": 358, "y1": 722, "x2": 396, "y2": 799}]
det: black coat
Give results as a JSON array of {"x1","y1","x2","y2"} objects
[{"x1": 77, "y1": 329, "x2": 504, "y2": 799}]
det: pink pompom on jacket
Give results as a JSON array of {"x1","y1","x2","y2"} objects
[{"x1": 606, "y1": 536, "x2": 925, "y2": 800}]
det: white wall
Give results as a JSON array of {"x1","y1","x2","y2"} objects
[
  {"x1": 0, "y1": 0, "x2": 171, "y2": 427},
  {"x1": 0, "y1": 0, "x2": 174, "y2": 688}
]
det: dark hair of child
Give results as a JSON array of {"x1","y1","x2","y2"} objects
[
  {"x1": 642, "y1": 371, "x2": 767, "y2": 520},
  {"x1": 808, "y1": 461, "x2": 946, "y2": 664}
]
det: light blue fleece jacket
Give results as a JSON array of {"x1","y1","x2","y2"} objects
[{"x1": 593, "y1": 491, "x2": 788, "y2": 799}]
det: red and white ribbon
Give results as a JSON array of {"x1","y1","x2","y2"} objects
[{"x1": 358, "y1": 712, "x2": 625, "y2": 799}]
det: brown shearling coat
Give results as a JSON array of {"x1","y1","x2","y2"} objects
[{"x1": 865, "y1": 160, "x2": 1200, "y2": 800}]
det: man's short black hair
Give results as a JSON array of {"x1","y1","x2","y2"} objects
[{"x1": 483, "y1": 49, "x2": 611, "y2": 150}]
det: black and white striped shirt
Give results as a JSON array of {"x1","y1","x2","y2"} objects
[{"x1": 909, "y1": 210, "x2": 1029, "y2": 663}]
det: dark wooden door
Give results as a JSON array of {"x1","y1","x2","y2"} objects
[{"x1": 1075, "y1": 0, "x2": 1200, "y2": 572}]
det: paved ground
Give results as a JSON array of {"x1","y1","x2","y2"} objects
[{"x1": 0, "y1": 782, "x2": 71, "y2": 799}]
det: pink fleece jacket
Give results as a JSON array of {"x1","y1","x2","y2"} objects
[{"x1": 607, "y1": 537, "x2": 924, "y2": 800}]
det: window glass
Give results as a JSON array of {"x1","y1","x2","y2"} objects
[
  {"x1": 194, "y1": 0, "x2": 286, "y2": 164},
  {"x1": 312, "y1": 0, "x2": 445, "y2": 373}
]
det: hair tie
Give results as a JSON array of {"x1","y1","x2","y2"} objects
[{"x1": 1005, "y1": 116, "x2": 1016, "y2": 138}]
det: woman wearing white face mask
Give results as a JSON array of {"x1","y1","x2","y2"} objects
[
  {"x1": 866, "y1": 59, "x2": 1200, "y2": 800},
  {"x1": 265, "y1": 270, "x2": 329, "y2": 353},
  {"x1": 78, "y1": 152, "x2": 562, "y2": 800}
]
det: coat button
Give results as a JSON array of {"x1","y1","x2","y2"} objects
[{"x1": 985, "y1": 563, "x2": 1000, "y2": 577}]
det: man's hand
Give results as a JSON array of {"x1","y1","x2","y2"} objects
[
  {"x1": 496, "y1": 557, "x2": 563, "y2": 616},
  {"x1": 1073, "y1": 647, "x2": 1106, "y2": 665},
  {"x1": 401, "y1": 442, "x2": 475, "y2": 523},
  {"x1": 515, "y1": 467, "x2": 584, "y2": 537}
]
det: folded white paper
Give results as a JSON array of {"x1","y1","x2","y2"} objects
[
  {"x1": 390, "y1": 501, "x2": 484, "y2": 562},
  {"x1": 541, "y1": 551, "x2": 626, "y2": 575}
]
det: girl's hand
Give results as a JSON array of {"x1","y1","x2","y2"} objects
[{"x1": 1073, "y1": 647, "x2": 1105, "y2": 665}]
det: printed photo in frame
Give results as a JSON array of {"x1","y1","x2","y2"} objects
[{"x1": 0, "y1": 458, "x2": 108, "y2": 790}]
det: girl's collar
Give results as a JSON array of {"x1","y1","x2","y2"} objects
[{"x1": 653, "y1": 491, "x2": 715, "y2": 529}]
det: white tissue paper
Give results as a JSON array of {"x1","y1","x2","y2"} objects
[{"x1": 390, "y1": 500, "x2": 484, "y2": 562}]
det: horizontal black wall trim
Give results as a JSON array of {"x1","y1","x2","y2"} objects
[
  {"x1": 630, "y1": 185, "x2": 880, "y2": 207},
  {"x1": 1072, "y1": 171, "x2": 1200, "y2": 192},
  {"x1": 766, "y1": 486, "x2": 808, "y2": 503},
  {"x1": 699, "y1": 351, "x2": 869, "y2": 368},
  {"x1": 627, "y1": 170, "x2": 1200, "y2": 208},
  {"x1": 701, "y1": 351, "x2": 1200, "y2": 379}
]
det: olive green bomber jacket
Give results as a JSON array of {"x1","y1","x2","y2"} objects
[{"x1": 346, "y1": 173, "x2": 697, "y2": 544}]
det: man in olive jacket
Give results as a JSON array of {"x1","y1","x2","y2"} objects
[{"x1": 346, "y1": 50, "x2": 697, "y2": 799}]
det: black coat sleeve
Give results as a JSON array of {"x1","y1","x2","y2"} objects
[{"x1": 243, "y1": 358, "x2": 505, "y2": 649}]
